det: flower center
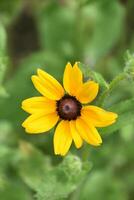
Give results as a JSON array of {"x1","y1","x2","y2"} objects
[{"x1": 56, "y1": 95, "x2": 82, "y2": 120}]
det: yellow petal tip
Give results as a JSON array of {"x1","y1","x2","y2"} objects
[
  {"x1": 109, "y1": 112, "x2": 118, "y2": 120},
  {"x1": 31, "y1": 75, "x2": 37, "y2": 81},
  {"x1": 95, "y1": 141, "x2": 102, "y2": 146},
  {"x1": 115, "y1": 113, "x2": 118, "y2": 119},
  {"x1": 22, "y1": 121, "x2": 26, "y2": 128},
  {"x1": 21, "y1": 105, "x2": 25, "y2": 111},
  {"x1": 74, "y1": 61, "x2": 80, "y2": 67},
  {"x1": 37, "y1": 68, "x2": 44, "y2": 75},
  {"x1": 66, "y1": 62, "x2": 72, "y2": 67}
]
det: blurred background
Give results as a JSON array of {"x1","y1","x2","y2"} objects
[{"x1": 0, "y1": 0, "x2": 134, "y2": 199}]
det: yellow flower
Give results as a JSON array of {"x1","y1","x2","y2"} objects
[{"x1": 22, "y1": 62, "x2": 118, "y2": 156}]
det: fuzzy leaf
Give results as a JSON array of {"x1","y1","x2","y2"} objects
[
  {"x1": 35, "y1": 155, "x2": 91, "y2": 200},
  {"x1": 18, "y1": 149, "x2": 91, "y2": 200}
]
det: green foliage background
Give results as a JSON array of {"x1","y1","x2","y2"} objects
[{"x1": 0, "y1": 0, "x2": 134, "y2": 199}]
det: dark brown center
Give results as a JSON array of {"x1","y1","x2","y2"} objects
[{"x1": 56, "y1": 95, "x2": 82, "y2": 120}]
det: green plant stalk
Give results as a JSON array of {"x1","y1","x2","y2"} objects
[
  {"x1": 81, "y1": 144, "x2": 91, "y2": 162},
  {"x1": 97, "y1": 72, "x2": 126, "y2": 107}
]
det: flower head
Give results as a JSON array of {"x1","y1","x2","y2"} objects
[{"x1": 22, "y1": 62, "x2": 118, "y2": 156}]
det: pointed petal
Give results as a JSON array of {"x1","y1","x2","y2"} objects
[
  {"x1": 22, "y1": 112, "x2": 59, "y2": 134},
  {"x1": 31, "y1": 75, "x2": 56, "y2": 100},
  {"x1": 76, "y1": 81, "x2": 99, "y2": 104},
  {"x1": 54, "y1": 120, "x2": 72, "y2": 156},
  {"x1": 81, "y1": 106, "x2": 118, "y2": 127},
  {"x1": 37, "y1": 68, "x2": 64, "y2": 98},
  {"x1": 22, "y1": 96, "x2": 56, "y2": 114},
  {"x1": 63, "y1": 62, "x2": 72, "y2": 94},
  {"x1": 70, "y1": 120, "x2": 83, "y2": 148},
  {"x1": 31, "y1": 68, "x2": 64, "y2": 100},
  {"x1": 63, "y1": 62, "x2": 83, "y2": 96},
  {"x1": 76, "y1": 117, "x2": 102, "y2": 146}
]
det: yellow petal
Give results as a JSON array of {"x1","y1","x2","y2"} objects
[
  {"x1": 54, "y1": 120, "x2": 72, "y2": 156},
  {"x1": 31, "y1": 75, "x2": 56, "y2": 99},
  {"x1": 70, "y1": 120, "x2": 83, "y2": 148},
  {"x1": 63, "y1": 62, "x2": 83, "y2": 96},
  {"x1": 22, "y1": 96, "x2": 56, "y2": 114},
  {"x1": 76, "y1": 81, "x2": 99, "y2": 104},
  {"x1": 31, "y1": 68, "x2": 64, "y2": 100},
  {"x1": 22, "y1": 112, "x2": 59, "y2": 134},
  {"x1": 37, "y1": 68, "x2": 64, "y2": 98},
  {"x1": 81, "y1": 106, "x2": 118, "y2": 127},
  {"x1": 76, "y1": 117, "x2": 102, "y2": 146}
]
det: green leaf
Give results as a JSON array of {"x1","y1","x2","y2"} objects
[
  {"x1": 36, "y1": 155, "x2": 91, "y2": 200},
  {"x1": 18, "y1": 141, "x2": 51, "y2": 190},
  {"x1": 0, "y1": 145, "x2": 15, "y2": 172},
  {"x1": 18, "y1": 149, "x2": 91, "y2": 200},
  {"x1": 36, "y1": 4, "x2": 75, "y2": 57},
  {"x1": 0, "y1": 178, "x2": 32, "y2": 200},
  {"x1": 78, "y1": 170, "x2": 127, "y2": 200},
  {"x1": 85, "y1": 0, "x2": 125, "y2": 63}
]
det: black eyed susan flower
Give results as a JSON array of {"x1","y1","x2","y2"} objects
[{"x1": 22, "y1": 62, "x2": 118, "y2": 156}]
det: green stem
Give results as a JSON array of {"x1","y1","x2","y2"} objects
[
  {"x1": 97, "y1": 72, "x2": 126, "y2": 107},
  {"x1": 81, "y1": 144, "x2": 90, "y2": 161}
]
